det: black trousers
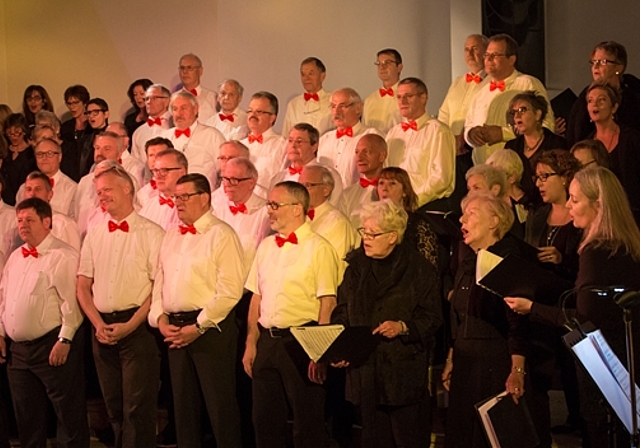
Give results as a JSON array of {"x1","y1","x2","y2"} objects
[
  {"x1": 368, "y1": 400, "x2": 431, "y2": 448},
  {"x1": 8, "y1": 327, "x2": 90, "y2": 448},
  {"x1": 168, "y1": 311, "x2": 242, "y2": 448},
  {"x1": 252, "y1": 327, "x2": 328, "y2": 448},
  {"x1": 93, "y1": 309, "x2": 160, "y2": 448}
]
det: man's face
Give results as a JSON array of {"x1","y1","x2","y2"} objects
[
  {"x1": 300, "y1": 62, "x2": 325, "y2": 93},
  {"x1": 154, "y1": 154, "x2": 187, "y2": 196},
  {"x1": 218, "y1": 82, "x2": 242, "y2": 113},
  {"x1": 376, "y1": 52, "x2": 403, "y2": 85},
  {"x1": 464, "y1": 36, "x2": 485, "y2": 74},
  {"x1": 217, "y1": 143, "x2": 246, "y2": 172},
  {"x1": 17, "y1": 208, "x2": 50, "y2": 247},
  {"x1": 106, "y1": 124, "x2": 130, "y2": 154},
  {"x1": 174, "y1": 181, "x2": 208, "y2": 225},
  {"x1": 171, "y1": 96, "x2": 198, "y2": 130},
  {"x1": 145, "y1": 86, "x2": 170, "y2": 117},
  {"x1": 396, "y1": 83, "x2": 427, "y2": 120},
  {"x1": 95, "y1": 172, "x2": 132, "y2": 217},
  {"x1": 146, "y1": 143, "x2": 168, "y2": 171},
  {"x1": 286, "y1": 128, "x2": 317, "y2": 165},
  {"x1": 330, "y1": 91, "x2": 361, "y2": 129},
  {"x1": 247, "y1": 97, "x2": 275, "y2": 135},
  {"x1": 94, "y1": 135, "x2": 121, "y2": 164},
  {"x1": 85, "y1": 103, "x2": 108, "y2": 129},
  {"x1": 267, "y1": 186, "x2": 298, "y2": 234},
  {"x1": 178, "y1": 55, "x2": 203, "y2": 89},
  {"x1": 298, "y1": 168, "x2": 329, "y2": 209},
  {"x1": 34, "y1": 140, "x2": 62, "y2": 176},
  {"x1": 222, "y1": 163, "x2": 256, "y2": 203},
  {"x1": 24, "y1": 178, "x2": 53, "y2": 202},
  {"x1": 484, "y1": 40, "x2": 516, "y2": 81},
  {"x1": 355, "y1": 138, "x2": 386, "y2": 177}
]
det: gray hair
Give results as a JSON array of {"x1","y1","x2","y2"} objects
[
  {"x1": 179, "y1": 53, "x2": 203, "y2": 67},
  {"x1": 359, "y1": 198, "x2": 408, "y2": 243},
  {"x1": 466, "y1": 164, "x2": 508, "y2": 197},
  {"x1": 96, "y1": 131, "x2": 126, "y2": 153},
  {"x1": 226, "y1": 157, "x2": 258, "y2": 180},
  {"x1": 332, "y1": 87, "x2": 363, "y2": 107},
  {"x1": 218, "y1": 79, "x2": 244, "y2": 97},
  {"x1": 35, "y1": 110, "x2": 61, "y2": 131},
  {"x1": 170, "y1": 91, "x2": 198, "y2": 108},
  {"x1": 220, "y1": 140, "x2": 250, "y2": 158},
  {"x1": 304, "y1": 164, "x2": 335, "y2": 199},
  {"x1": 486, "y1": 149, "x2": 524, "y2": 185},
  {"x1": 93, "y1": 160, "x2": 135, "y2": 199},
  {"x1": 461, "y1": 192, "x2": 514, "y2": 240},
  {"x1": 148, "y1": 84, "x2": 171, "y2": 98}
]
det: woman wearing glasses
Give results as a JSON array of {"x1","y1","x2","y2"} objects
[
  {"x1": 570, "y1": 139, "x2": 610, "y2": 170},
  {"x1": 331, "y1": 199, "x2": 442, "y2": 448},
  {"x1": 21, "y1": 85, "x2": 54, "y2": 128}
]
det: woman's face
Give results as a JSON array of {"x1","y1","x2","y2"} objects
[
  {"x1": 377, "y1": 177, "x2": 405, "y2": 204},
  {"x1": 566, "y1": 179, "x2": 598, "y2": 230},
  {"x1": 509, "y1": 100, "x2": 541, "y2": 135},
  {"x1": 535, "y1": 163, "x2": 566, "y2": 204},
  {"x1": 591, "y1": 48, "x2": 623, "y2": 83},
  {"x1": 132, "y1": 85, "x2": 146, "y2": 109},
  {"x1": 587, "y1": 87, "x2": 618, "y2": 124},
  {"x1": 361, "y1": 217, "x2": 397, "y2": 259},
  {"x1": 459, "y1": 199, "x2": 499, "y2": 251},
  {"x1": 5, "y1": 126, "x2": 25, "y2": 145},
  {"x1": 25, "y1": 90, "x2": 45, "y2": 114},
  {"x1": 65, "y1": 96, "x2": 85, "y2": 119}
]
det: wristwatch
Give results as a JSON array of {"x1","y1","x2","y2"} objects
[
  {"x1": 195, "y1": 323, "x2": 208, "y2": 335},
  {"x1": 58, "y1": 337, "x2": 71, "y2": 345}
]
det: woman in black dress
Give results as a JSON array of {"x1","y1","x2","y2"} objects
[
  {"x1": 1, "y1": 114, "x2": 36, "y2": 205},
  {"x1": 124, "y1": 78, "x2": 153, "y2": 139}
]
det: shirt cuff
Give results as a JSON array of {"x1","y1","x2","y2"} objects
[{"x1": 58, "y1": 325, "x2": 77, "y2": 341}]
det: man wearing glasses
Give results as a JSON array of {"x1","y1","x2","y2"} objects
[
  {"x1": 149, "y1": 173, "x2": 245, "y2": 448},
  {"x1": 464, "y1": 33, "x2": 555, "y2": 165},
  {"x1": 78, "y1": 98, "x2": 109, "y2": 178},
  {"x1": 131, "y1": 84, "x2": 172, "y2": 164},
  {"x1": 212, "y1": 140, "x2": 250, "y2": 189},
  {"x1": 363, "y1": 48, "x2": 404, "y2": 134},
  {"x1": 178, "y1": 53, "x2": 217, "y2": 124}
]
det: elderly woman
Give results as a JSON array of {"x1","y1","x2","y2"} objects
[
  {"x1": 124, "y1": 78, "x2": 153, "y2": 138},
  {"x1": 22, "y1": 85, "x2": 54, "y2": 128},
  {"x1": 331, "y1": 199, "x2": 442, "y2": 448},
  {"x1": 487, "y1": 148, "x2": 537, "y2": 222},
  {"x1": 506, "y1": 166, "x2": 640, "y2": 447},
  {"x1": 570, "y1": 139, "x2": 610, "y2": 169},
  {"x1": 442, "y1": 192, "x2": 528, "y2": 448}
]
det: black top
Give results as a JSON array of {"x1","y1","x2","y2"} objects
[
  {"x1": 60, "y1": 118, "x2": 91, "y2": 146},
  {"x1": 1, "y1": 147, "x2": 37, "y2": 205},
  {"x1": 124, "y1": 110, "x2": 146, "y2": 141}
]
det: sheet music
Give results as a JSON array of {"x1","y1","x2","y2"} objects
[
  {"x1": 476, "y1": 391, "x2": 509, "y2": 448},
  {"x1": 290, "y1": 325, "x2": 344, "y2": 363},
  {"x1": 475, "y1": 249, "x2": 503, "y2": 285}
]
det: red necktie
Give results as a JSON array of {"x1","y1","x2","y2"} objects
[
  {"x1": 147, "y1": 116, "x2": 162, "y2": 126},
  {"x1": 49, "y1": 177, "x2": 55, "y2": 188},
  {"x1": 304, "y1": 92, "x2": 320, "y2": 102},
  {"x1": 466, "y1": 73, "x2": 481, "y2": 84},
  {"x1": 150, "y1": 179, "x2": 157, "y2": 189},
  {"x1": 288, "y1": 165, "x2": 303, "y2": 175},
  {"x1": 275, "y1": 232, "x2": 298, "y2": 247},
  {"x1": 229, "y1": 203, "x2": 247, "y2": 215},
  {"x1": 108, "y1": 220, "x2": 129, "y2": 233},
  {"x1": 179, "y1": 224, "x2": 196, "y2": 235},
  {"x1": 189, "y1": 88, "x2": 198, "y2": 97},
  {"x1": 248, "y1": 134, "x2": 263, "y2": 144},
  {"x1": 490, "y1": 80, "x2": 506, "y2": 92},
  {"x1": 401, "y1": 121, "x2": 418, "y2": 132},
  {"x1": 359, "y1": 177, "x2": 378, "y2": 188},
  {"x1": 307, "y1": 209, "x2": 315, "y2": 220},
  {"x1": 175, "y1": 128, "x2": 191, "y2": 138},
  {"x1": 21, "y1": 246, "x2": 38, "y2": 258},
  {"x1": 159, "y1": 196, "x2": 174, "y2": 208},
  {"x1": 379, "y1": 87, "x2": 394, "y2": 97},
  {"x1": 219, "y1": 113, "x2": 234, "y2": 122},
  {"x1": 336, "y1": 127, "x2": 353, "y2": 138}
]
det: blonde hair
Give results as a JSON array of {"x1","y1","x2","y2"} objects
[
  {"x1": 486, "y1": 149, "x2": 524, "y2": 185},
  {"x1": 461, "y1": 192, "x2": 514, "y2": 240},
  {"x1": 360, "y1": 198, "x2": 408, "y2": 243}
]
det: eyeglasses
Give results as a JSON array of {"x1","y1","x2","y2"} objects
[
  {"x1": 329, "y1": 102, "x2": 354, "y2": 111},
  {"x1": 178, "y1": 65, "x2": 200, "y2": 72},
  {"x1": 533, "y1": 173, "x2": 559, "y2": 183},
  {"x1": 266, "y1": 201, "x2": 298, "y2": 211},
  {"x1": 508, "y1": 106, "x2": 531, "y2": 116},
  {"x1": 301, "y1": 182, "x2": 324, "y2": 188},
  {"x1": 35, "y1": 151, "x2": 61, "y2": 159},
  {"x1": 217, "y1": 155, "x2": 236, "y2": 162},
  {"x1": 26, "y1": 96, "x2": 43, "y2": 102},
  {"x1": 581, "y1": 159, "x2": 597, "y2": 168},
  {"x1": 221, "y1": 176, "x2": 252, "y2": 186},
  {"x1": 287, "y1": 138, "x2": 311, "y2": 145},
  {"x1": 84, "y1": 109, "x2": 105, "y2": 117},
  {"x1": 5, "y1": 128, "x2": 24, "y2": 136},
  {"x1": 150, "y1": 167, "x2": 182, "y2": 177},
  {"x1": 247, "y1": 109, "x2": 274, "y2": 116},
  {"x1": 589, "y1": 59, "x2": 619, "y2": 67},
  {"x1": 172, "y1": 191, "x2": 204, "y2": 202},
  {"x1": 357, "y1": 228, "x2": 394, "y2": 241},
  {"x1": 144, "y1": 96, "x2": 169, "y2": 102},
  {"x1": 484, "y1": 52, "x2": 507, "y2": 60},
  {"x1": 374, "y1": 60, "x2": 398, "y2": 68}
]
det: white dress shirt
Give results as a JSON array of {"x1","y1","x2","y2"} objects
[
  {"x1": 269, "y1": 161, "x2": 344, "y2": 207},
  {"x1": 205, "y1": 107, "x2": 249, "y2": 141},
  {"x1": 136, "y1": 181, "x2": 159, "y2": 209},
  {"x1": 10, "y1": 213, "x2": 81, "y2": 253},
  {"x1": 241, "y1": 128, "x2": 286, "y2": 198},
  {"x1": 131, "y1": 110, "x2": 172, "y2": 163},
  {"x1": 0, "y1": 201, "x2": 16, "y2": 274},
  {"x1": 245, "y1": 222, "x2": 339, "y2": 329},
  {"x1": 139, "y1": 193, "x2": 181, "y2": 231},
  {"x1": 120, "y1": 151, "x2": 145, "y2": 191},
  {"x1": 281, "y1": 89, "x2": 334, "y2": 137},
  {"x1": 0, "y1": 234, "x2": 82, "y2": 342},
  {"x1": 78, "y1": 211, "x2": 164, "y2": 313},
  {"x1": 464, "y1": 69, "x2": 555, "y2": 164},
  {"x1": 212, "y1": 189, "x2": 270, "y2": 276},
  {"x1": 438, "y1": 70, "x2": 489, "y2": 136},
  {"x1": 183, "y1": 85, "x2": 218, "y2": 124},
  {"x1": 149, "y1": 212, "x2": 245, "y2": 330},
  {"x1": 338, "y1": 180, "x2": 378, "y2": 230},
  {"x1": 16, "y1": 170, "x2": 78, "y2": 218},
  {"x1": 362, "y1": 82, "x2": 402, "y2": 134},
  {"x1": 317, "y1": 122, "x2": 381, "y2": 189},
  {"x1": 162, "y1": 122, "x2": 225, "y2": 184},
  {"x1": 73, "y1": 174, "x2": 99, "y2": 238},
  {"x1": 386, "y1": 113, "x2": 456, "y2": 207}
]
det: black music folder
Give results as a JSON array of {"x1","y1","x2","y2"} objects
[
  {"x1": 290, "y1": 325, "x2": 379, "y2": 367},
  {"x1": 475, "y1": 391, "x2": 539, "y2": 448}
]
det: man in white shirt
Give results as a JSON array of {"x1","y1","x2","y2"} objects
[
  {"x1": 243, "y1": 181, "x2": 339, "y2": 448},
  {"x1": 386, "y1": 77, "x2": 456, "y2": 208},
  {"x1": 338, "y1": 134, "x2": 387, "y2": 229},
  {"x1": 139, "y1": 149, "x2": 187, "y2": 231},
  {"x1": 241, "y1": 92, "x2": 286, "y2": 197},
  {"x1": 136, "y1": 137, "x2": 174, "y2": 208},
  {"x1": 106, "y1": 122, "x2": 146, "y2": 189},
  {"x1": 363, "y1": 49, "x2": 404, "y2": 134},
  {"x1": 318, "y1": 88, "x2": 381, "y2": 188},
  {"x1": 0, "y1": 197, "x2": 88, "y2": 448},
  {"x1": 178, "y1": 53, "x2": 217, "y2": 124},
  {"x1": 214, "y1": 140, "x2": 250, "y2": 189},
  {"x1": 205, "y1": 79, "x2": 248, "y2": 141},
  {"x1": 464, "y1": 33, "x2": 555, "y2": 164},
  {"x1": 77, "y1": 162, "x2": 163, "y2": 448},
  {"x1": 282, "y1": 57, "x2": 334, "y2": 136},
  {"x1": 131, "y1": 84, "x2": 172, "y2": 163},
  {"x1": 149, "y1": 173, "x2": 244, "y2": 448},
  {"x1": 15, "y1": 137, "x2": 77, "y2": 217}
]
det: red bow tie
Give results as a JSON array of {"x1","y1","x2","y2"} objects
[
  {"x1": 118, "y1": 158, "x2": 123, "y2": 165},
  {"x1": 179, "y1": 224, "x2": 196, "y2": 235},
  {"x1": 288, "y1": 165, "x2": 303, "y2": 175},
  {"x1": 108, "y1": 220, "x2": 129, "y2": 233},
  {"x1": 307, "y1": 209, "x2": 315, "y2": 220},
  {"x1": 22, "y1": 246, "x2": 38, "y2": 258},
  {"x1": 159, "y1": 196, "x2": 174, "y2": 208},
  {"x1": 229, "y1": 203, "x2": 247, "y2": 215},
  {"x1": 304, "y1": 92, "x2": 320, "y2": 102},
  {"x1": 219, "y1": 113, "x2": 234, "y2": 122},
  {"x1": 49, "y1": 177, "x2": 55, "y2": 188},
  {"x1": 175, "y1": 128, "x2": 191, "y2": 138},
  {"x1": 379, "y1": 87, "x2": 394, "y2": 97},
  {"x1": 187, "y1": 88, "x2": 198, "y2": 97},
  {"x1": 336, "y1": 127, "x2": 353, "y2": 138},
  {"x1": 248, "y1": 134, "x2": 263, "y2": 144},
  {"x1": 359, "y1": 177, "x2": 378, "y2": 188},
  {"x1": 275, "y1": 232, "x2": 298, "y2": 247},
  {"x1": 466, "y1": 73, "x2": 482, "y2": 84},
  {"x1": 150, "y1": 179, "x2": 157, "y2": 189},
  {"x1": 147, "y1": 116, "x2": 162, "y2": 127},
  {"x1": 401, "y1": 121, "x2": 418, "y2": 132},
  {"x1": 490, "y1": 80, "x2": 506, "y2": 92}
]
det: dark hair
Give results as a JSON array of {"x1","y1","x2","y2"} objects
[
  {"x1": 251, "y1": 91, "x2": 279, "y2": 116},
  {"x1": 127, "y1": 79, "x2": 153, "y2": 111},
  {"x1": 379, "y1": 167, "x2": 418, "y2": 213},
  {"x1": 177, "y1": 173, "x2": 211, "y2": 197},
  {"x1": 592, "y1": 41, "x2": 627, "y2": 72},
  {"x1": 291, "y1": 123, "x2": 320, "y2": 146},
  {"x1": 377, "y1": 48, "x2": 403, "y2": 64},
  {"x1": 16, "y1": 197, "x2": 52, "y2": 221},
  {"x1": 87, "y1": 98, "x2": 109, "y2": 112},
  {"x1": 509, "y1": 90, "x2": 549, "y2": 123},
  {"x1": 156, "y1": 148, "x2": 188, "y2": 170},
  {"x1": 274, "y1": 180, "x2": 310, "y2": 214},
  {"x1": 489, "y1": 33, "x2": 518, "y2": 58},
  {"x1": 536, "y1": 149, "x2": 582, "y2": 185},
  {"x1": 398, "y1": 77, "x2": 428, "y2": 95},
  {"x1": 4, "y1": 113, "x2": 29, "y2": 141},
  {"x1": 301, "y1": 57, "x2": 326, "y2": 73},
  {"x1": 144, "y1": 136, "x2": 174, "y2": 153},
  {"x1": 571, "y1": 139, "x2": 610, "y2": 169},
  {"x1": 64, "y1": 85, "x2": 90, "y2": 104},
  {"x1": 22, "y1": 85, "x2": 54, "y2": 125}
]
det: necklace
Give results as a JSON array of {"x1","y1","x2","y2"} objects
[
  {"x1": 599, "y1": 125, "x2": 619, "y2": 152},
  {"x1": 524, "y1": 132, "x2": 544, "y2": 157},
  {"x1": 546, "y1": 225, "x2": 561, "y2": 247}
]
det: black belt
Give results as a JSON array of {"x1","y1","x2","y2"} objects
[
  {"x1": 259, "y1": 321, "x2": 316, "y2": 338},
  {"x1": 99, "y1": 307, "x2": 139, "y2": 324},
  {"x1": 168, "y1": 309, "x2": 201, "y2": 327}
]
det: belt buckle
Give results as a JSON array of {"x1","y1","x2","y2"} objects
[{"x1": 268, "y1": 328, "x2": 281, "y2": 338}]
